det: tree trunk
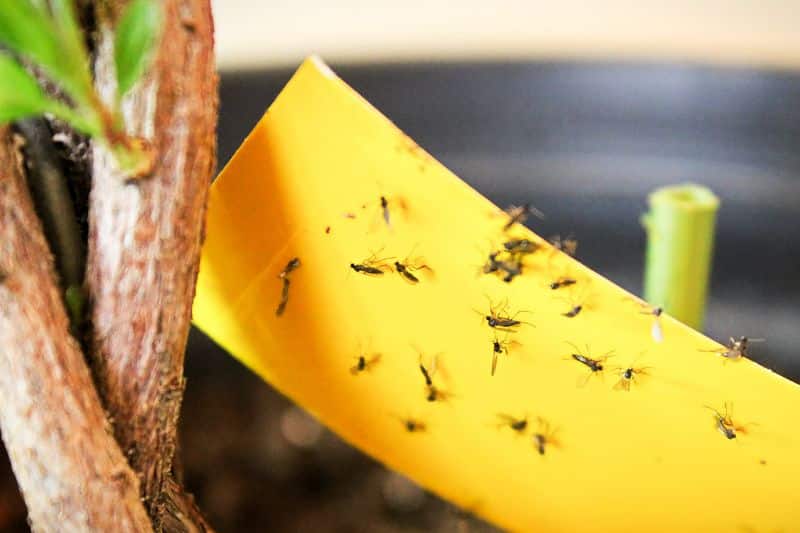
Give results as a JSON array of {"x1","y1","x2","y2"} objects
[
  {"x1": 0, "y1": 0, "x2": 218, "y2": 530},
  {"x1": 0, "y1": 128, "x2": 153, "y2": 532},
  {"x1": 86, "y1": 0, "x2": 218, "y2": 527}
]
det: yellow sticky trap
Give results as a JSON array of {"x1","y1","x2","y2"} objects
[{"x1": 194, "y1": 57, "x2": 799, "y2": 531}]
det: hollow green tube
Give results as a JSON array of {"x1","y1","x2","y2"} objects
[{"x1": 642, "y1": 183, "x2": 720, "y2": 330}]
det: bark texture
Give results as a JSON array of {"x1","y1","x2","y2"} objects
[
  {"x1": 86, "y1": 0, "x2": 217, "y2": 527},
  {"x1": 0, "y1": 128, "x2": 153, "y2": 532}
]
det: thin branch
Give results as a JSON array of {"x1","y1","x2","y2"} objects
[
  {"x1": 86, "y1": 0, "x2": 217, "y2": 528},
  {"x1": 0, "y1": 127, "x2": 152, "y2": 532},
  {"x1": 15, "y1": 118, "x2": 85, "y2": 292}
]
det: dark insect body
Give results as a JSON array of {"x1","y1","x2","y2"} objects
[
  {"x1": 503, "y1": 238, "x2": 538, "y2": 255},
  {"x1": 350, "y1": 263, "x2": 384, "y2": 275},
  {"x1": 349, "y1": 352, "x2": 381, "y2": 375},
  {"x1": 549, "y1": 234, "x2": 578, "y2": 257},
  {"x1": 395, "y1": 261, "x2": 419, "y2": 283},
  {"x1": 503, "y1": 203, "x2": 544, "y2": 231},
  {"x1": 380, "y1": 195, "x2": 391, "y2": 226},
  {"x1": 613, "y1": 363, "x2": 651, "y2": 391},
  {"x1": 550, "y1": 278, "x2": 577, "y2": 290},
  {"x1": 276, "y1": 257, "x2": 301, "y2": 316},
  {"x1": 705, "y1": 404, "x2": 749, "y2": 440},
  {"x1": 482, "y1": 252, "x2": 502, "y2": 274},
  {"x1": 532, "y1": 418, "x2": 559, "y2": 456},
  {"x1": 572, "y1": 353, "x2": 603, "y2": 372},
  {"x1": 401, "y1": 418, "x2": 426, "y2": 433},
  {"x1": 350, "y1": 251, "x2": 393, "y2": 276},
  {"x1": 497, "y1": 414, "x2": 528, "y2": 433},
  {"x1": 487, "y1": 316, "x2": 521, "y2": 329},
  {"x1": 490, "y1": 336, "x2": 515, "y2": 376},
  {"x1": 702, "y1": 336, "x2": 763, "y2": 361}
]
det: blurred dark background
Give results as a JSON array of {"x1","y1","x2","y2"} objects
[{"x1": 2, "y1": 61, "x2": 799, "y2": 531}]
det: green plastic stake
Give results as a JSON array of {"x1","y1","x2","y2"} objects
[{"x1": 642, "y1": 183, "x2": 720, "y2": 330}]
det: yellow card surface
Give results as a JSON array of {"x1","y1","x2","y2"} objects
[{"x1": 193, "y1": 57, "x2": 799, "y2": 532}]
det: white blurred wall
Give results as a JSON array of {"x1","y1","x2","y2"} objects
[{"x1": 211, "y1": 1, "x2": 800, "y2": 71}]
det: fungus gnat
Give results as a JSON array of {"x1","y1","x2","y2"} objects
[
  {"x1": 550, "y1": 277, "x2": 577, "y2": 290},
  {"x1": 479, "y1": 247, "x2": 523, "y2": 282},
  {"x1": 502, "y1": 203, "x2": 545, "y2": 231},
  {"x1": 276, "y1": 257, "x2": 301, "y2": 316},
  {"x1": 490, "y1": 334, "x2": 518, "y2": 376},
  {"x1": 496, "y1": 414, "x2": 529, "y2": 433},
  {"x1": 416, "y1": 351, "x2": 449, "y2": 402},
  {"x1": 640, "y1": 304, "x2": 664, "y2": 343},
  {"x1": 497, "y1": 257, "x2": 523, "y2": 283},
  {"x1": 548, "y1": 234, "x2": 578, "y2": 257},
  {"x1": 380, "y1": 195, "x2": 390, "y2": 226},
  {"x1": 532, "y1": 417, "x2": 560, "y2": 456},
  {"x1": 477, "y1": 297, "x2": 532, "y2": 331},
  {"x1": 350, "y1": 250, "x2": 394, "y2": 276},
  {"x1": 372, "y1": 194, "x2": 409, "y2": 230},
  {"x1": 275, "y1": 278, "x2": 291, "y2": 316},
  {"x1": 279, "y1": 257, "x2": 301, "y2": 279},
  {"x1": 701, "y1": 336, "x2": 764, "y2": 362},
  {"x1": 394, "y1": 246, "x2": 433, "y2": 284},
  {"x1": 350, "y1": 352, "x2": 381, "y2": 375},
  {"x1": 613, "y1": 356, "x2": 652, "y2": 392},
  {"x1": 566, "y1": 342, "x2": 614, "y2": 386},
  {"x1": 481, "y1": 251, "x2": 502, "y2": 274},
  {"x1": 705, "y1": 403, "x2": 751, "y2": 440},
  {"x1": 396, "y1": 416, "x2": 426, "y2": 433},
  {"x1": 503, "y1": 238, "x2": 539, "y2": 255},
  {"x1": 557, "y1": 286, "x2": 592, "y2": 318}
]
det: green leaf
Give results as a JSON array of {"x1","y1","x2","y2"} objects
[
  {"x1": 0, "y1": 53, "x2": 101, "y2": 136},
  {"x1": 0, "y1": 1, "x2": 93, "y2": 108},
  {"x1": 114, "y1": 0, "x2": 162, "y2": 98},
  {"x1": 0, "y1": 2, "x2": 60, "y2": 72},
  {"x1": 0, "y1": 52, "x2": 54, "y2": 123}
]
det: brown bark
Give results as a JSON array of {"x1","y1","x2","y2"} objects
[
  {"x1": 0, "y1": 128, "x2": 153, "y2": 532},
  {"x1": 86, "y1": 0, "x2": 218, "y2": 528}
]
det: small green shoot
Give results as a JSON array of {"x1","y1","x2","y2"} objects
[{"x1": 0, "y1": 0, "x2": 163, "y2": 177}]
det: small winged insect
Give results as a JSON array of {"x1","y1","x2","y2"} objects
[
  {"x1": 497, "y1": 256, "x2": 523, "y2": 283},
  {"x1": 276, "y1": 257, "x2": 301, "y2": 316},
  {"x1": 502, "y1": 203, "x2": 545, "y2": 231},
  {"x1": 700, "y1": 336, "x2": 764, "y2": 362},
  {"x1": 639, "y1": 304, "x2": 665, "y2": 342},
  {"x1": 482, "y1": 251, "x2": 503, "y2": 275},
  {"x1": 349, "y1": 250, "x2": 394, "y2": 276},
  {"x1": 496, "y1": 414, "x2": 529, "y2": 434},
  {"x1": 396, "y1": 416, "x2": 426, "y2": 433},
  {"x1": 371, "y1": 194, "x2": 409, "y2": 230},
  {"x1": 394, "y1": 246, "x2": 433, "y2": 284},
  {"x1": 417, "y1": 352, "x2": 449, "y2": 402},
  {"x1": 613, "y1": 356, "x2": 652, "y2": 392},
  {"x1": 550, "y1": 277, "x2": 577, "y2": 290},
  {"x1": 566, "y1": 342, "x2": 614, "y2": 386},
  {"x1": 558, "y1": 285, "x2": 591, "y2": 318},
  {"x1": 477, "y1": 297, "x2": 532, "y2": 331},
  {"x1": 349, "y1": 350, "x2": 381, "y2": 375},
  {"x1": 380, "y1": 195, "x2": 390, "y2": 225},
  {"x1": 477, "y1": 244, "x2": 522, "y2": 282},
  {"x1": 278, "y1": 257, "x2": 301, "y2": 279},
  {"x1": 548, "y1": 234, "x2": 578, "y2": 257},
  {"x1": 503, "y1": 238, "x2": 539, "y2": 255},
  {"x1": 532, "y1": 417, "x2": 560, "y2": 456},
  {"x1": 705, "y1": 403, "x2": 751, "y2": 440},
  {"x1": 490, "y1": 334, "x2": 518, "y2": 376}
]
